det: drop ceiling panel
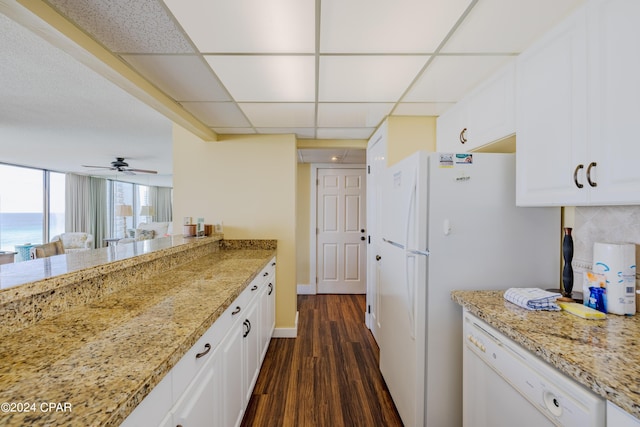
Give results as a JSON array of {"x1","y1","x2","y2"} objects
[
  {"x1": 256, "y1": 127, "x2": 316, "y2": 139},
  {"x1": 316, "y1": 128, "x2": 376, "y2": 140},
  {"x1": 319, "y1": 56, "x2": 429, "y2": 102},
  {"x1": 393, "y1": 102, "x2": 455, "y2": 116},
  {"x1": 239, "y1": 103, "x2": 315, "y2": 127},
  {"x1": 47, "y1": 0, "x2": 194, "y2": 54},
  {"x1": 121, "y1": 54, "x2": 230, "y2": 101},
  {"x1": 205, "y1": 56, "x2": 315, "y2": 102},
  {"x1": 403, "y1": 55, "x2": 512, "y2": 103},
  {"x1": 320, "y1": 0, "x2": 473, "y2": 53},
  {"x1": 181, "y1": 102, "x2": 250, "y2": 127},
  {"x1": 441, "y1": 0, "x2": 585, "y2": 53},
  {"x1": 317, "y1": 103, "x2": 394, "y2": 128},
  {"x1": 163, "y1": 0, "x2": 315, "y2": 53}
]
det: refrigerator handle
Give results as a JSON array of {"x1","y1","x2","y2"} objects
[
  {"x1": 406, "y1": 253, "x2": 416, "y2": 340},
  {"x1": 408, "y1": 249, "x2": 430, "y2": 256},
  {"x1": 382, "y1": 238, "x2": 404, "y2": 249},
  {"x1": 404, "y1": 172, "x2": 417, "y2": 249}
]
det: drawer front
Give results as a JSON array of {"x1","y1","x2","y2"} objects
[{"x1": 172, "y1": 283, "x2": 254, "y2": 399}]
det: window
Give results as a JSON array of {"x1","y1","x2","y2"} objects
[
  {"x1": 137, "y1": 185, "x2": 152, "y2": 224},
  {"x1": 0, "y1": 164, "x2": 44, "y2": 251},
  {"x1": 49, "y1": 172, "x2": 66, "y2": 240},
  {"x1": 111, "y1": 181, "x2": 134, "y2": 239}
]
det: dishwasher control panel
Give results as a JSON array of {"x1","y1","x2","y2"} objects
[{"x1": 463, "y1": 311, "x2": 605, "y2": 427}]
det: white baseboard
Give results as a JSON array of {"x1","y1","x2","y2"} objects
[
  {"x1": 297, "y1": 283, "x2": 316, "y2": 295},
  {"x1": 273, "y1": 311, "x2": 299, "y2": 338}
]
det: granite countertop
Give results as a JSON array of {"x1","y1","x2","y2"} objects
[
  {"x1": 0, "y1": 246, "x2": 276, "y2": 426},
  {"x1": 452, "y1": 290, "x2": 640, "y2": 419},
  {"x1": 0, "y1": 234, "x2": 221, "y2": 293}
]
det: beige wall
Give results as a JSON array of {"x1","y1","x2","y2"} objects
[
  {"x1": 386, "y1": 116, "x2": 437, "y2": 166},
  {"x1": 296, "y1": 163, "x2": 311, "y2": 286},
  {"x1": 172, "y1": 124, "x2": 298, "y2": 329}
]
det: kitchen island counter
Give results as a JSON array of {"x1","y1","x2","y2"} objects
[
  {"x1": 0, "y1": 238, "x2": 276, "y2": 426},
  {"x1": 452, "y1": 290, "x2": 640, "y2": 420}
]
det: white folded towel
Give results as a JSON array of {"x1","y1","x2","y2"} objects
[{"x1": 504, "y1": 288, "x2": 561, "y2": 311}]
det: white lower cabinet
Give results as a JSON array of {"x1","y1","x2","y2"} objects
[
  {"x1": 607, "y1": 402, "x2": 640, "y2": 427},
  {"x1": 222, "y1": 315, "x2": 245, "y2": 427},
  {"x1": 121, "y1": 256, "x2": 276, "y2": 427},
  {"x1": 173, "y1": 344, "x2": 223, "y2": 427}
]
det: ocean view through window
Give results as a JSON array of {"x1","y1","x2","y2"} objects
[{"x1": 0, "y1": 164, "x2": 65, "y2": 253}]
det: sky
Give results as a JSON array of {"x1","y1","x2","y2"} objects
[{"x1": 0, "y1": 164, "x2": 65, "y2": 213}]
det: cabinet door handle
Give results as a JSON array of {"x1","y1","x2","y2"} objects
[
  {"x1": 251, "y1": 285, "x2": 258, "y2": 291},
  {"x1": 573, "y1": 164, "x2": 584, "y2": 188},
  {"x1": 459, "y1": 128, "x2": 467, "y2": 144},
  {"x1": 586, "y1": 162, "x2": 597, "y2": 187},
  {"x1": 195, "y1": 343, "x2": 211, "y2": 359},
  {"x1": 232, "y1": 306, "x2": 241, "y2": 316},
  {"x1": 263, "y1": 272, "x2": 269, "y2": 277},
  {"x1": 243, "y1": 319, "x2": 252, "y2": 338},
  {"x1": 271, "y1": 262, "x2": 276, "y2": 267},
  {"x1": 268, "y1": 282, "x2": 273, "y2": 295}
]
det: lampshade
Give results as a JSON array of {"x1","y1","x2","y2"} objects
[
  {"x1": 115, "y1": 204, "x2": 133, "y2": 217},
  {"x1": 139, "y1": 205, "x2": 155, "y2": 216}
]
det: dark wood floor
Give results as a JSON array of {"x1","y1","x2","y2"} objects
[{"x1": 241, "y1": 294, "x2": 403, "y2": 427}]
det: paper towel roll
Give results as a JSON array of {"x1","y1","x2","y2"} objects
[{"x1": 593, "y1": 243, "x2": 636, "y2": 315}]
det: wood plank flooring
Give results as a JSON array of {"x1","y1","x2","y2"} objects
[{"x1": 241, "y1": 294, "x2": 403, "y2": 427}]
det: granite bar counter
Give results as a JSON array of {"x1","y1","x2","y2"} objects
[
  {"x1": 0, "y1": 236, "x2": 276, "y2": 426},
  {"x1": 452, "y1": 290, "x2": 640, "y2": 420}
]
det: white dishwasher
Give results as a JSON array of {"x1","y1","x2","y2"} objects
[{"x1": 462, "y1": 310, "x2": 605, "y2": 427}]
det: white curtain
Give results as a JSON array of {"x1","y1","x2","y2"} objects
[
  {"x1": 65, "y1": 174, "x2": 91, "y2": 233},
  {"x1": 152, "y1": 187, "x2": 173, "y2": 223},
  {"x1": 65, "y1": 174, "x2": 107, "y2": 248}
]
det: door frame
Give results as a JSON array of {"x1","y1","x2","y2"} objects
[{"x1": 299, "y1": 163, "x2": 366, "y2": 295}]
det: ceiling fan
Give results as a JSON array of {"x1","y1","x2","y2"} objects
[{"x1": 82, "y1": 157, "x2": 158, "y2": 175}]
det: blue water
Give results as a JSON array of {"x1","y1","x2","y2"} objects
[{"x1": 0, "y1": 213, "x2": 65, "y2": 252}]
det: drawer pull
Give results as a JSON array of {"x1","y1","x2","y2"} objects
[
  {"x1": 251, "y1": 285, "x2": 258, "y2": 291},
  {"x1": 586, "y1": 162, "x2": 597, "y2": 187},
  {"x1": 243, "y1": 319, "x2": 252, "y2": 338},
  {"x1": 195, "y1": 343, "x2": 211, "y2": 359},
  {"x1": 268, "y1": 282, "x2": 273, "y2": 295},
  {"x1": 263, "y1": 272, "x2": 269, "y2": 277},
  {"x1": 459, "y1": 128, "x2": 467, "y2": 144},
  {"x1": 231, "y1": 306, "x2": 241, "y2": 316},
  {"x1": 271, "y1": 262, "x2": 276, "y2": 266},
  {"x1": 573, "y1": 164, "x2": 584, "y2": 188}
]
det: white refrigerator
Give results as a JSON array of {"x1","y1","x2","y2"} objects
[{"x1": 377, "y1": 151, "x2": 560, "y2": 427}]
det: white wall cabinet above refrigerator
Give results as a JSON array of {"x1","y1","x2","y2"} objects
[
  {"x1": 516, "y1": 0, "x2": 640, "y2": 207},
  {"x1": 436, "y1": 60, "x2": 516, "y2": 153}
]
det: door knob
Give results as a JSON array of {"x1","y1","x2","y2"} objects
[
  {"x1": 361, "y1": 229, "x2": 366, "y2": 233},
  {"x1": 376, "y1": 255, "x2": 381, "y2": 261},
  {"x1": 361, "y1": 236, "x2": 366, "y2": 241}
]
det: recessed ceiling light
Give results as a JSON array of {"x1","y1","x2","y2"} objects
[{"x1": 331, "y1": 156, "x2": 340, "y2": 161}]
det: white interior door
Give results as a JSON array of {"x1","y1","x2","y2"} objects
[
  {"x1": 366, "y1": 135, "x2": 386, "y2": 340},
  {"x1": 317, "y1": 168, "x2": 366, "y2": 294}
]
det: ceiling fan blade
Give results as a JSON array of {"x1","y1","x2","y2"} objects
[
  {"x1": 121, "y1": 170, "x2": 136, "y2": 175},
  {"x1": 126, "y1": 168, "x2": 158, "y2": 174},
  {"x1": 82, "y1": 165, "x2": 113, "y2": 169}
]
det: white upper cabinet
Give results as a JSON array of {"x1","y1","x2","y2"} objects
[
  {"x1": 437, "y1": 60, "x2": 516, "y2": 152},
  {"x1": 586, "y1": 0, "x2": 640, "y2": 204},
  {"x1": 516, "y1": 0, "x2": 640, "y2": 206}
]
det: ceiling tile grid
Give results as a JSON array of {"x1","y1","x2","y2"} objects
[{"x1": 15, "y1": 0, "x2": 586, "y2": 172}]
